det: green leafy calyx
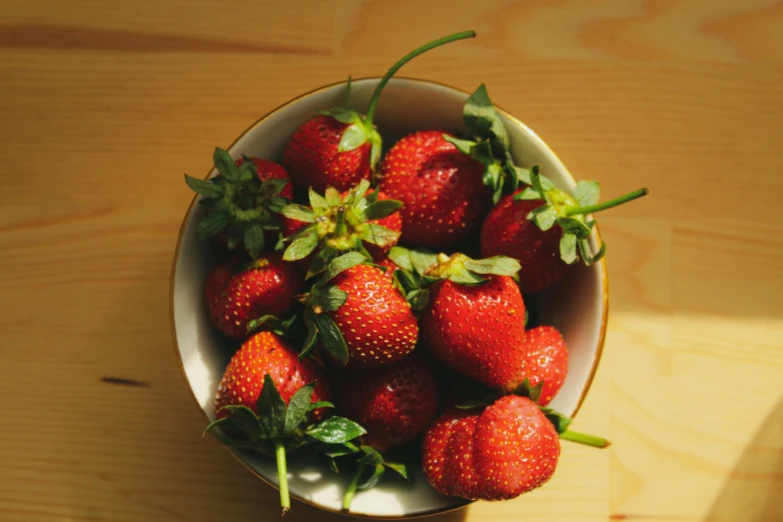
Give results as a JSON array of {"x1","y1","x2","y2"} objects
[
  {"x1": 335, "y1": 444, "x2": 411, "y2": 511},
  {"x1": 390, "y1": 252, "x2": 520, "y2": 310},
  {"x1": 203, "y1": 376, "x2": 366, "y2": 515},
  {"x1": 424, "y1": 252, "x2": 520, "y2": 286},
  {"x1": 514, "y1": 165, "x2": 649, "y2": 266},
  {"x1": 184, "y1": 148, "x2": 290, "y2": 258},
  {"x1": 447, "y1": 84, "x2": 519, "y2": 203},
  {"x1": 279, "y1": 179, "x2": 402, "y2": 278}
]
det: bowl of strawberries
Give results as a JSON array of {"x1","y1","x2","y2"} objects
[{"x1": 171, "y1": 31, "x2": 648, "y2": 518}]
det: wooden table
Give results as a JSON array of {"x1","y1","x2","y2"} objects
[{"x1": 1, "y1": 1, "x2": 781, "y2": 521}]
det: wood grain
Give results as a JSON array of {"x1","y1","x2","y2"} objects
[{"x1": 0, "y1": 0, "x2": 781, "y2": 521}]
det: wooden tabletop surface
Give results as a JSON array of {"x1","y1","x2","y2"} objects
[{"x1": 1, "y1": 1, "x2": 782, "y2": 521}]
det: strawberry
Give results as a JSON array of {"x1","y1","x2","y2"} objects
[
  {"x1": 375, "y1": 255, "x2": 400, "y2": 279},
  {"x1": 481, "y1": 165, "x2": 649, "y2": 293},
  {"x1": 204, "y1": 253, "x2": 303, "y2": 340},
  {"x1": 481, "y1": 191, "x2": 567, "y2": 293},
  {"x1": 521, "y1": 326, "x2": 568, "y2": 406},
  {"x1": 423, "y1": 395, "x2": 560, "y2": 500},
  {"x1": 282, "y1": 31, "x2": 475, "y2": 193},
  {"x1": 423, "y1": 393, "x2": 611, "y2": 501},
  {"x1": 206, "y1": 331, "x2": 367, "y2": 515},
  {"x1": 283, "y1": 114, "x2": 372, "y2": 193},
  {"x1": 333, "y1": 353, "x2": 439, "y2": 453},
  {"x1": 332, "y1": 353, "x2": 440, "y2": 511},
  {"x1": 417, "y1": 253, "x2": 526, "y2": 391},
  {"x1": 185, "y1": 147, "x2": 293, "y2": 258},
  {"x1": 378, "y1": 130, "x2": 491, "y2": 249},
  {"x1": 280, "y1": 180, "x2": 403, "y2": 276},
  {"x1": 377, "y1": 84, "x2": 532, "y2": 251},
  {"x1": 298, "y1": 253, "x2": 418, "y2": 368},
  {"x1": 213, "y1": 331, "x2": 332, "y2": 420}
]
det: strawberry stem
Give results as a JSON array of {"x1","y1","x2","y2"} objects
[
  {"x1": 560, "y1": 430, "x2": 611, "y2": 448},
  {"x1": 274, "y1": 439, "x2": 291, "y2": 515},
  {"x1": 335, "y1": 206, "x2": 348, "y2": 237},
  {"x1": 342, "y1": 463, "x2": 367, "y2": 511},
  {"x1": 565, "y1": 188, "x2": 649, "y2": 216},
  {"x1": 364, "y1": 31, "x2": 476, "y2": 126}
]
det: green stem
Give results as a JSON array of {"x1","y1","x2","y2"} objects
[
  {"x1": 565, "y1": 188, "x2": 649, "y2": 216},
  {"x1": 342, "y1": 463, "x2": 368, "y2": 511},
  {"x1": 364, "y1": 31, "x2": 476, "y2": 126},
  {"x1": 274, "y1": 439, "x2": 290, "y2": 516},
  {"x1": 334, "y1": 206, "x2": 348, "y2": 237},
  {"x1": 560, "y1": 430, "x2": 611, "y2": 448}
]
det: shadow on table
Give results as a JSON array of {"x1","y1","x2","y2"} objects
[{"x1": 704, "y1": 398, "x2": 783, "y2": 522}]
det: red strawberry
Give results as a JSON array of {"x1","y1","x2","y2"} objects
[
  {"x1": 418, "y1": 253, "x2": 526, "y2": 392},
  {"x1": 378, "y1": 130, "x2": 491, "y2": 249},
  {"x1": 300, "y1": 254, "x2": 418, "y2": 368},
  {"x1": 422, "y1": 396, "x2": 560, "y2": 500},
  {"x1": 481, "y1": 166, "x2": 649, "y2": 293},
  {"x1": 208, "y1": 331, "x2": 366, "y2": 515},
  {"x1": 522, "y1": 326, "x2": 568, "y2": 406},
  {"x1": 334, "y1": 353, "x2": 439, "y2": 453},
  {"x1": 280, "y1": 181, "x2": 403, "y2": 277},
  {"x1": 214, "y1": 331, "x2": 331, "y2": 420},
  {"x1": 327, "y1": 263, "x2": 418, "y2": 367},
  {"x1": 282, "y1": 32, "x2": 475, "y2": 193},
  {"x1": 375, "y1": 256, "x2": 400, "y2": 279},
  {"x1": 283, "y1": 115, "x2": 371, "y2": 193},
  {"x1": 204, "y1": 253, "x2": 303, "y2": 340},
  {"x1": 185, "y1": 147, "x2": 293, "y2": 258},
  {"x1": 481, "y1": 192, "x2": 567, "y2": 294}
]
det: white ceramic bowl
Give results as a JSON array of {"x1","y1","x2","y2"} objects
[{"x1": 171, "y1": 77, "x2": 608, "y2": 518}]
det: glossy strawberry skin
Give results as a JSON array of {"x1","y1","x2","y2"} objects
[
  {"x1": 329, "y1": 264, "x2": 418, "y2": 367},
  {"x1": 481, "y1": 190, "x2": 573, "y2": 294},
  {"x1": 522, "y1": 326, "x2": 568, "y2": 406},
  {"x1": 204, "y1": 253, "x2": 304, "y2": 340},
  {"x1": 422, "y1": 409, "x2": 480, "y2": 498},
  {"x1": 420, "y1": 275, "x2": 526, "y2": 391},
  {"x1": 375, "y1": 256, "x2": 400, "y2": 279},
  {"x1": 422, "y1": 396, "x2": 560, "y2": 501},
  {"x1": 378, "y1": 130, "x2": 492, "y2": 250},
  {"x1": 282, "y1": 115, "x2": 371, "y2": 193},
  {"x1": 333, "y1": 354, "x2": 439, "y2": 453},
  {"x1": 214, "y1": 331, "x2": 332, "y2": 420},
  {"x1": 473, "y1": 396, "x2": 560, "y2": 498}
]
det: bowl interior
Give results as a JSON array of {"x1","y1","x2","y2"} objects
[{"x1": 172, "y1": 78, "x2": 606, "y2": 518}]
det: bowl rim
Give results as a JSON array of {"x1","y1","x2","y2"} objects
[{"x1": 168, "y1": 76, "x2": 609, "y2": 519}]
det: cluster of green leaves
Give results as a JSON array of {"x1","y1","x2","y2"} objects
[
  {"x1": 448, "y1": 85, "x2": 625, "y2": 267},
  {"x1": 204, "y1": 375, "x2": 365, "y2": 455},
  {"x1": 317, "y1": 77, "x2": 383, "y2": 171},
  {"x1": 246, "y1": 310, "x2": 303, "y2": 339},
  {"x1": 326, "y1": 442, "x2": 409, "y2": 488},
  {"x1": 279, "y1": 180, "x2": 402, "y2": 279},
  {"x1": 514, "y1": 165, "x2": 606, "y2": 266},
  {"x1": 444, "y1": 84, "x2": 527, "y2": 204},
  {"x1": 185, "y1": 147, "x2": 289, "y2": 258},
  {"x1": 391, "y1": 249, "x2": 521, "y2": 310}
]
